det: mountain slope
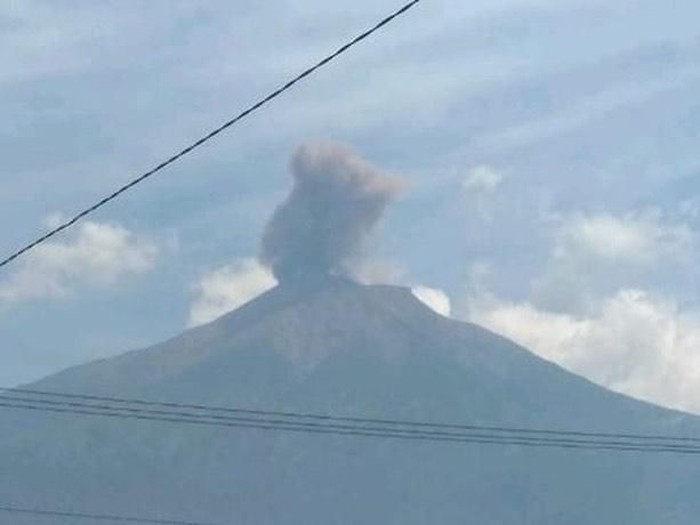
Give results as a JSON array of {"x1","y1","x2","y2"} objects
[{"x1": 3, "y1": 278, "x2": 700, "y2": 524}]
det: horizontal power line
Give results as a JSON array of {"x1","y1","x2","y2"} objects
[
  {"x1": 6, "y1": 386, "x2": 700, "y2": 445},
  {"x1": 3, "y1": 398, "x2": 699, "y2": 453},
  {"x1": 0, "y1": 503, "x2": 218, "y2": 525},
  {"x1": 3, "y1": 395, "x2": 689, "y2": 450},
  {"x1": 3, "y1": 391, "x2": 700, "y2": 454},
  {"x1": 0, "y1": 0, "x2": 421, "y2": 271}
]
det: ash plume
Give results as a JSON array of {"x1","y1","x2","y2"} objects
[{"x1": 261, "y1": 142, "x2": 403, "y2": 283}]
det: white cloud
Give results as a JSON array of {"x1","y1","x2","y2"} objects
[
  {"x1": 471, "y1": 70, "x2": 700, "y2": 154},
  {"x1": 188, "y1": 259, "x2": 277, "y2": 327},
  {"x1": 533, "y1": 212, "x2": 693, "y2": 313},
  {"x1": 462, "y1": 205, "x2": 700, "y2": 414},
  {"x1": 469, "y1": 289, "x2": 700, "y2": 414},
  {"x1": 463, "y1": 165, "x2": 503, "y2": 194},
  {"x1": 461, "y1": 165, "x2": 505, "y2": 222},
  {"x1": 412, "y1": 286, "x2": 452, "y2": 317},
  {"x1": 0, "y1": 221, "x2": 158, "y2": 304},
  {"x1": 555, "y1": 212, "x2": 691, "y2": 264}
]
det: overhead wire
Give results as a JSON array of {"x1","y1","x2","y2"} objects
[
  {"x1": 3, "y1": 397, "x2": 700, "y2": 454},
  {"x1": 0, "y1": 0, "x2": 422, "y2": 271},
  {"x1": 3, "y1": 388, "x2": 700, "y2": 454},
  {"x1": 0, "y1": 503, "x2": 219, "y2": 525},
  {"x1": 6, "y1": 386, "x2": 700, "y2": 444}
]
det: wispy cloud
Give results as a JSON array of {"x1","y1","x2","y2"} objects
[
  {"x1": 471, "y1": 289, "x2": 700, "y2": 413},
  {"x1": 461, "y1": 165, "x2": 505, "y2": 222},
  {"x1": 463, "y1": 165, "x2": 503, "y2": 194},
  {"x1": 188, "y1": 258, "x2": 276, "y2": 327},
  {"x1": 0, "y1": 220, "x2": 158, "y2": 305},
  {"x1": 471, "y1": 68, "x2": 700, "y2": 154},
  {"x1": 466, "y1": 209, "x2": 700, "y2": 413},
  {"x1": 533, "y1": 211, "x2": 693, "y2": 313}
]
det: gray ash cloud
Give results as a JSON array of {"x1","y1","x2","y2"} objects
[{"x1": 261, "y1": 142, "x2": 403, "y2": 283}]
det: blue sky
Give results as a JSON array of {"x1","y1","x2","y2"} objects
[{"x1": 2, "y1": 0, "x2": 700, "y2": 412}]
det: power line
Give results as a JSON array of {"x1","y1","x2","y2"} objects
[
  {"x1": 2, "y1": 398, "x2": 699, "y2": 454},
  {"x1": 6, "y1": 386, "x2": 700, "y2": 445},
  {"x1": 0, "y1": 504, "x2": 218, "y2": 525},
  {"x1": 4, "y1": 391, "x2": 698, "y2": 452},
  {"x1": 0, "y1": 0, "x2": 422, "y2": 271},
  {"x1": 1, "y1": 395, "x2": 682, "y2": 450},
  {"x1": 3, "y1": 391, "x2": 700, "y2": 454},
  {"x1": 4, "y1": 398, "x2": 699, "y2": 453}
]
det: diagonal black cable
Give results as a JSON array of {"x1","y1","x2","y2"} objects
[
  {"x1": 0, "y1": 504, "x2": 218, "y2": 525},
  {"x1": 6, "y1": 386, "x2": 700, "y2": 446},
  {"x1": 0, "y1": 0, "x2": 421, "y2": 270},
  {"x1": 3, "y1": 394, "x2": 694, "y2": 450},
  {"x1": 4, "y1": 397, "x2": 700, "y2": 454}
]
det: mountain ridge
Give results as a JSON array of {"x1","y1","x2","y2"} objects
[
  {"x1": 25, "y1": 278, "x2": 698, "y2": 432},
  {"x1": 4, "y1": 278, "x2": 700, "y2": 524}
]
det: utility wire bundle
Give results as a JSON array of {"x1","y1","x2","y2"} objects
[
  {"x1": 0, "y1": 503, "x2": 219, "y2": 525},
  {"x1": 3, "y1": 387, "x2": 700, "y2": 455}
]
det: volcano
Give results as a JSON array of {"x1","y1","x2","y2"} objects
[{"x1": 3, "y1": 278, "x2": 700, "y2": 524}]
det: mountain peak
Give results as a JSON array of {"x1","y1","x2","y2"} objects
[
  {"x1": 209, "y1": 275, "x2": 425, "y2": 339},
  {"x1": 9, "y1": 272, "x2": 700, "y2": 523}
]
